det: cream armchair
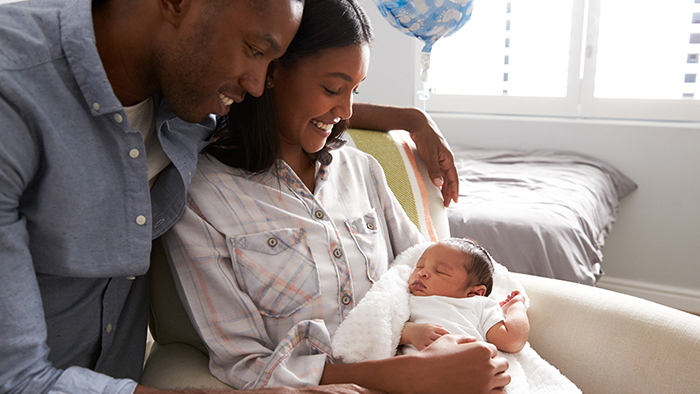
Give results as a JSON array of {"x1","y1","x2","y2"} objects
[{"x1": 142, "y1": 130, "x2": 700, "y2": 393}]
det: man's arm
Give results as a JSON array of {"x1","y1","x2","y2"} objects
[
  {"x1": 320, "y1": 335, "x2": 510, "y2": 394},
  {"x1": 349, "y1": 103, "x2": 459, "y2": 207},
  {"x1": 0, "y1": 100, "x2": 138, "y2": 394}
]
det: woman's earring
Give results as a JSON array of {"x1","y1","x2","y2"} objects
[{"x1": 266, "y1": 77, "x2": 274, "y2": 89}]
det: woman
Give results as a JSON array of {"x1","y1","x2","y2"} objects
[{"x1": 163, "y1": 0, "x2": 509, "y2": 392}]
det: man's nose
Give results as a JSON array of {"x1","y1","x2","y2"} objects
[{"x1": 240, "y1": 68, "x2": 267, "y2": 98}]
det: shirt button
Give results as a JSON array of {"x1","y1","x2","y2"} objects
[
  {"x1": 114, "y1": 113, "x2": 124, "y2": 123},
  {"x1": 367, "y1": 222, "x2": 375, "y2": 230},
  {"x1": 267, "y1": 237, "x2": 278, "y2": 247},
  {"x1": 341, "y1": 295, "x2": 351, "y2": 305},
  {"x1": 106, "y1": 323, "x2": 113, "y2": 333},
  {"x1": 333, "y1": 248, "x2": 343, "y2": 258},
  {"x1": 92, "y1": 102, "x2": 100, "y2": 111},
  {"x1": 314, "y1": 210, "x2": 325, "y2": 219},
  {"x1": 129, "y1": 149, "x2": 140, "y2": 158},
  {"x1": 136, "y1": 215, "x2": 147, "y2": 225}
]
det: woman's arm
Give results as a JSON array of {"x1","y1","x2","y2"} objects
[
  {"x1": 485, "y1": 291, "x2": 530, "y2": 353},
  {"x1": 134, "y1": 383, "x2": 383, "y2": 394},
  {"x1": 321, "y1": 335, "x2": 510, "y2": 394},
  {"x1": 349, "y1": 103, "x2": 459, "y2": 207}
]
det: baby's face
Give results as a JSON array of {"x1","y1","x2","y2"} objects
[{"x1": 408, "y1": 243, "x2": 471, "y2": 298}]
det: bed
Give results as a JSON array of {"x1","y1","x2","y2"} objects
[{"x1": 446, "y1": 147, "x2": 638, "y2": 285}]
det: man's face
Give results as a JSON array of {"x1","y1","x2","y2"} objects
[{"x1": 157, "y1": 0, "x2": 303, "y2": 123}]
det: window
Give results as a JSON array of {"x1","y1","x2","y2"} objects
[{"x1": 422, "y1": 0, "x2": 700, "y2": 121}]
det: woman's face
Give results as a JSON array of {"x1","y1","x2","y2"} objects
[{"x1": 272, "y1": 43, "x2": 370, "y2": 156}]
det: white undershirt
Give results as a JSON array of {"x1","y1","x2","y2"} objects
[{"x1": 123, "y1": 97, "x2": 171, "y2": 188}]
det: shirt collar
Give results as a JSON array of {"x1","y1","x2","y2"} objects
[
  {"x1": 155, "y1": 96, "x2": 216, "y2": 139},
  {"x1": 60, "y1": 0, "x2": 123, "y2": 117}
]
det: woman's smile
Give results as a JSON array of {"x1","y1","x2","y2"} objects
[{"x1": 310, "y1": 118, "x2": 337, "y2": 138}]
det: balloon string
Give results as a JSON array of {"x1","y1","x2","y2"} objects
[
  {"x1": 418, "y1": 81, "x2": 429, "y2": 111},
  {"x1": 418, "y1": 52, "x2": 431, "y2": 111}
]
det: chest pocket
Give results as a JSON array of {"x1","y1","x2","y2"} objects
[
  {"x1": 229, "y1": 228, "x2": 320, "y2": 318},
  {"x1": 345, "y1": 209, "x2": 388, "y2": 283}
]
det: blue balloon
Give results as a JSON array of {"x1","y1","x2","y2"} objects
[{"x1": 373, "y1": 0, "x2": 474, "y2": 53}]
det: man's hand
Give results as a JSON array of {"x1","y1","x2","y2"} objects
[
  {"x1": 401, "y1": 322, "x2": 450, "y2": 350},
  {"x1": 349, "y1": 104, "x2": 459, "y2": 207}
]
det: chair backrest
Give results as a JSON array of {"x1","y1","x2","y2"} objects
[
  {"x1": 345, "y1": 129, "x2": 449, "y2": 241},
  {"x1": 149, "y1": 237, "x2": 208, "y2": 355}
]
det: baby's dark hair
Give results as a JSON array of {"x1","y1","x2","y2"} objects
[{"x1": 441, "y1": 238, "x2": 495, "y2": 296}]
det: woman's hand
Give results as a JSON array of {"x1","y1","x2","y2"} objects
[
  {"x1": 349, "y1": 103, "x2": 459, "y2": 207},
  {"x1": 321, "y1": 334, "x2": 510, "y2": 394},
  {"x1": 403, "y1": 108, "x2": 459, "y2": 207},
  {"x1": 414, "y1": 335, "x2": 511, "y2": 393}
]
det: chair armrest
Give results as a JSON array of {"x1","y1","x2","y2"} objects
[
  {"x1": 141, "y1": 342, "x2": 229, "y2": 390},
  {"x1": 514, "y1": 273, "x2": 700, "y2": 394}
]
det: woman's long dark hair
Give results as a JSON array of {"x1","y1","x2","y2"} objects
[{"x1": 205, "y1": 0, "x2": 374, "y2": 173}]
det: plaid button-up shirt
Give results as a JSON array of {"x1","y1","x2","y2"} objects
[{"x1": 163, "y1": 147, "x2": 424, "y2": 389}]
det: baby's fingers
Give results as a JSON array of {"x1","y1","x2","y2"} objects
[{"x1": 434, "y1": 325, "x2": 450, "y2": 336}]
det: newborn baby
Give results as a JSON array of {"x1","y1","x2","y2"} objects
[{"x1": 401, "y1": 238, "x2": 529, "y2": 354}]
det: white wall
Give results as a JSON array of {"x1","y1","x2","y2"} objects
[{"x1": 358, "y1": 0, "x2": 700, "y2": 313}]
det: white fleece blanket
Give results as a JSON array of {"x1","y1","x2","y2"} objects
[{"x1": 331, "y1": 242, "x2": 581, "y2": 394}]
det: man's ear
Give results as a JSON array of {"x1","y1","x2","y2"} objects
[
  {"x1": 266, "y1": 61, "x2": 279, "y2": 89},
  {"x1": 160, "y1": 0, "x2": 191, "y2": 27},
  {"x1": 269, "y1": 61, "x2": 279, "y2": 80},
  {"x1": 467, "y1": 285, "x2": 487, "y2": 297}
]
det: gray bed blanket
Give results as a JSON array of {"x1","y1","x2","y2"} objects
[{"x1": 447, "y1": 148, "x2": 637, "y2": 285}]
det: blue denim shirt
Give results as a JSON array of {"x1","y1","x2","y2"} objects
[{"x1": 0, "y1": 1, "x2": 214, "y2": 393}]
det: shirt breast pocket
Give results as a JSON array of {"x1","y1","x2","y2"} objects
[
  {"x1": 345, "y1": 209, "x2": 388, "y2": 283},
  {"x1": 229, "y1": 228, "x2": 320, "y2": 318}
]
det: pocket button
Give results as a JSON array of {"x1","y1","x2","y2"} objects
[
  {"x1": 366, "y1": 223, "x2": 375, "y2": 230},
  {"x1": 314, "y1": 210, "x2": 325, "y2": 219},
  {"x1": 267, "y1": 237, "x2": 278, "y2": 247}
]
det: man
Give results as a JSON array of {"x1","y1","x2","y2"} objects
[{"x1": 0, "y1": 0, "x2": 507, "y2": 393}]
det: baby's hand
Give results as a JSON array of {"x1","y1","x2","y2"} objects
[
  {"x1": 499, "y1": 290, "x2": 526, "y2": 314},
  {"x1": 403, "y1": 322, "x2": 450, "y2": 350}
]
